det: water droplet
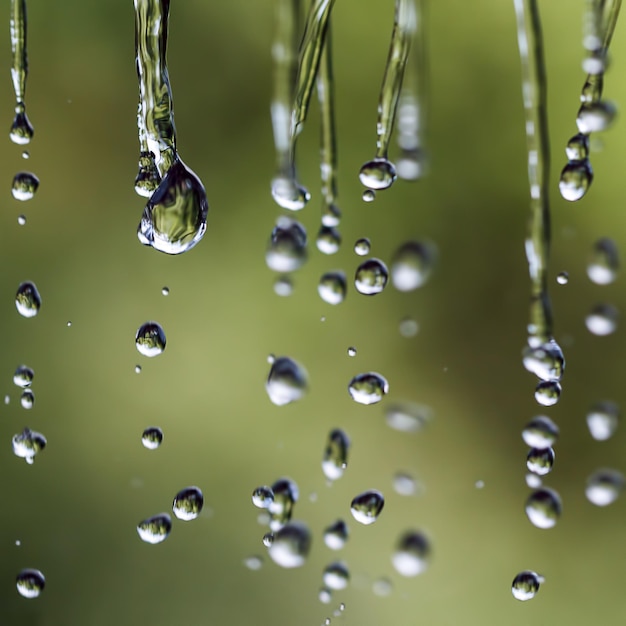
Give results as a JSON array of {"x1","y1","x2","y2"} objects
[
  {"x1": 273, "y1": 275, "x2": 294, "y2": 297},
  {"x1": 392, "y1": 530, "x2": 430, "y2": 576},
  {"x1": 587, "y1": 237, "x2": 619, "y2": 285},
  {"x1": 11, "y1": 172, "x2": 39, "y2": 201},
  {"x1": 586, "y1": 469, "x2": 624, "y2": 506},
  {"x1": 135, "y1": 365, "x2": 142, "y2": 374},
  {"x1": 267, "y1": 520, "x2": 311, "y2": 568},
  {"x1": 13, "y1": 365, "x2": 34, "y2": 388},
  {"x1": 137, "y1": 158, "x2": 208, "y2": 255},
  {"x1": 522, "y1": 415, "x2": 559, "y2": 448},
  {"x1": 322, "y1": 428, "x2": 350, "y2": 481},
  {"x1": 252, "y1": 486, "x2": 275, "y2": 509},
  {"x1": 391, "y1": 241, "x2": 436, "y2": 291},
  {"x1": 355, "y1": 258, "x2": 389, "y2": 295},
  {"x1": 141, "y1": 426, "x2": 163, "y2": 450},
  {"x1": 266, "y1": 217, "x2": 307, "y2": 272},
  {"x1": 347, "y1": 347, "x2": 357, "y2": 357},
  {"x1": 385, "y1": 402, "x2": 432, "y2": 432},
  {"x1": 323, "y1": 519, "x2": 349, "y2": 550},
  {"x1": 359, "y1": 158, "x2": 397, "y2": 190},
  {"x1": 20, "y1": 389, "x2": 34, "y2": 409},
  {"x1": 372, "y1": 577, "x2": 393, "y2": 597},
  {"x1": 559, "y1": 160, "x2": 593, "y2": 201},
  {"x1": 586, "y1": 401, "x2": 619, "y2": 441},
  {"x1": 511, "y1": 570, "x2": 542, "y2": 601},
  {"x1": 576, "y1": 101, "x2": 617, "y2": 134},
  {"x1": 556, "y1": 271, "x2": 569, "y2": 285},
  {"x1": 565, "y1": 133, "x2": 589, "y2": 161},
  {"x1": 10, "y1": 108, "x2": 34, "y2": 145},
  {"x1": 526, "y1": 447, "x2": 555, "y2": 476},
  {"x1": 135, "y1": 321, "x2": 166, "y2": 357},
  {"x1": 317, "y1": 226, "x2": 341, "y2": 255},
  {"x1": 266, "y1": 357, "x2": 308, "y2": 406},
  {"x1": 322, "y1": 204, "x2": 341, "y2": 227},
  {"x1": 525, "y1": 488, "x2": 561, "y2": 529},
  {"x1": 399, "y1": 316, "x2": 419, "y2": 337},
  {"x1": 172, "y1": 486, "x2": 204, "y2": 521},
  {"x1": 271, "y1": 175, "x2": 310, "y2": 211},
  {"x1": 21, "y1": 151, "x2": 29, "y2": 159},
  {"x1": 16, "y1": 568, "x2": 45, "y2": 599},
  {"x1": 4, "y1": 395, "x2": 10, "y2": 405},
  {"x1": 534, "y1": 381, "x2": 561, "y2": 407},
  {"x1": 393, "y1": 472, "x2": 418, "y2": 496},
  {"x1": 262, "y1": 532, "x2": 274, "y2": 547},
  {"x1": 15, "y1": 281, "x2": 41, "y2": 318},
  {"x1": 17, "y1": 214, "x2": 26, "y2": 226},
  {"x1": 348, "y1": 372, "x2": 389, "y2": 405},
  {"x1": 161, "y1": 286, "x2": 169, "y2": 296},
  {"x1": 354, "y1": 238, "x2": 371, "y2": 256},
  {"x1": 323, "y1": 561, "x2": 350, "y2": 590},
  {"x1": 522, "y1": 338, "x2": 565, "y2": 381},
  {"x1": 243, "y1": 555, "x2": 264, "y2": 571},
  {"x1": 136, "y1": 513, "x2": 172, "y2": 544},
  {"x1": 319, "y1": 588, "x2": 332, "y2": 604},
  {"x1": 318, "y1": 271, "x2": 347, "y2": 305},
  {"x1": 268, "y1": 478, "x2": 299, "y2": 531},
  {"x1": 362, "y1": 189, "x2": 376, "y2": 203},
  {"x1": 134, "y1": 151, "x2": 161, "y2": 198},
  {"x1": 585, "y1": 303, "x2": 618, "y2": 336},
  {"x1": 350, "y1": 490, "x2": 384, "y2": 525},
  {"x1": 12, "y1": 428, "x2": 46, "y2": 464},
  {"x1": 526, "y1": 473, "x2": 542, "y2": 488}
]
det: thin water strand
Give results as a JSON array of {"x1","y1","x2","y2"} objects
[{"x1": 9, "y1": 0, "x2": 34, "y2": 144}]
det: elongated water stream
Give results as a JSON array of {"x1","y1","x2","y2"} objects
[{"x1": 9, "y1": 0, "x2": 33, "y2": 145}]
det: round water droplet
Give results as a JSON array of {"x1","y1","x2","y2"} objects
[
  {"x1": 243, "y1": 555, "x2": 264, "y2": 571},
  {"x1": 511, "y1": 570, "x2": 542, "y2": 601},
  {"x1": 372, "y1": 577, "x2": 393, "y2": 597},
  {"x1": 348, "y1": 372, "x2": 389, "y2": 405},
  {"x1": 323, "y1": 519, "x2": 349, "y2": 550},
  {"x1": 22, "y1": 151, "x2": 29, "y2": 159},
  {"x1": 13, "y1": 365, "x2": 34, "y2": 388},
  {"x1": 399, "y1": 317, "x2": 419, "y2": 337},
  {"x1": 318, "y1": 271, "x2": 347, "y2": 305},
  {"x1": 359, "y1": 158, "x2": 397, "y2": 190},
  {"x1": 273, "y1": 275, "x2": 294, "y2": 297},
  {"x1": 350, "y1": 490, "x2": 384, "y2": 525},
  {"x1": 586, "y1": 469, "x2": 624, "y2": 506},
  {"x1": 526, "y1": 447, "x2": 555, "y2": 476},
  {"x1": 172, "y1": 486, "x2": 204, "y2": 521},
  {"x1": 16, "y1": 568, "x2": 45, "y2": 599},
  {"x1": 323, "y1": 561, "x2": 350, "y2": 590},
  {"x1": 268, "y1": 478, "x2": 299, "y2": 531},
  {"x1": 362, "y1": 189, "x2": 376, "y2": 203},
  {"x1": 134, "y1": 151, "x2": 161, "y2": 198},
  {"x1": 587, "y1": 237, "x2": 619, "y2": 285},
  {"x1": 522, "y1": 339, "x2": 565, "y2": 382},
  {"x1": 267, "y1": 520, "x2": 311, "y2": 568},
  {"x1": 11, "y1": 172, "x2": 39, "y2": 201},
  {"x1": 12, "y1": 428, "x2": 46, "y2": 464},
  {"x1": 135, "y1": 365, "x2": 142, "y2": 374},
  {"x1": 556, "y1": 271, "x2": 569, "y2": 285},
  {"x1": 385, "y1": 402, "x2": 432, "y2": 432},
  {"x1": 135, "y1": 321, "x2": 166, "y2": 357},
  {"x1": 392, "y1": 530, "x2": 430, "y2": 576},
  {"x1": 137, "y1": 513, "x2": 172, "y2": 544},
  {"x1": 141, "y1": 426, "x2": 163, "y2": 450},
  {"x1": 20, "y1": 389, "x2": 34, "y2": 410},
  {"x1": 322, "y1": 428, "x2": 350, "y2": 481},
  {"x1": 266, "y1": 216, "x2": 307, "y2": 272},
  {"x1": 319, "y1": 587, "x2": 332, "y2": 604},
  {"x1": 397, "y1": 148, "x2": 426, "y2": 181},
  {"x1": 526, "y1": 473, "x2": 542, "y2": 488},
  {"x1": 354, "y1": 238, "x2": 371, "y2": 256},
  {"x1": 576, "y1": 101, "x2": 617, "y2": 134},
  {"x1": 355, "y1": 259, "x2": 389, "y2": 295},
  {"x1": 391, "y1": 241, "x2": 436, "y2": 291},
  {"x1": 137, "y1": 158, "x2": 208, "y2": 255},
  {"x1": 534, "y1": 381, "x2": 561, "y2": 407},
  {"x1": 586, "y1": 401, "x2": 619, "y2": 441},
  {"x1": 565, "y1": 133, "x2": 589, "y2": 161},
  {"x1": 393, "y1": 472, "x2": 418, "y2": 496},
  {"x1": 522, "y1": 415, "x2": 559, "y2": 448},
  {"x1": 262, "y1": 532, "x2": 274, "y2": 547},
  {"x1": 266, "y1": 357, "x2": 308, "y2": 406},
  {"x1": 10, "y1": 105, "x2": 34, "y2": 145},
  {"x1": 161, "y1": 286, "x2": 169, "y2": 296},
  {"x1": 317, "y1": 226, "x2": 341, "y2": 255},
  {"x1": 271, "y1": 175, "x2": 310, "y2": 211},
  {"x1": 525, "y1": 488, "x2": 561, "y2": 529},
  {"x1": 585, "y1": 303, "x2": 618, "y2": 336},
  {"x1": 17, "y1": 214, "x2": 26, "y2": 226},
  {"x1": 559, "y1": 160, "x2": 593, "y2": 202},
  {"x1": 15, "y1": 281, "x2": 41, "y2": 318},
  {"x1": 252, "y1": 486, "x2": 275, "y2": 509}
]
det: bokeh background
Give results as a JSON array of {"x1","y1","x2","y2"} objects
[{"x1": 1, "y1": 0, "x2": 626, "y2": 624}]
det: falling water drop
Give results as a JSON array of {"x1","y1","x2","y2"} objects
[
  {"x1": 319, "y1": 588, "x2": 332, "y2": 604},
  {"x1": 266, "y1": 357, "x2": 308, "y2": 406},
  {"x1": 585, "y1": 468, "x2": 624, "y2": 506},
  {"x1": 13, "y1": 365, "x2": 34, "y2": 388},
  {"x1": 161, "y1": 286, "x2": 169, "y2": 296},
  {"x1": 526, "y1": 447, "x2": 555, "y2": 476},
  {"x1": 391, "y1": 241, "x2": 436, "y2": 291},
  {"x1": 318, "y1": 271, "x2": 347, "y2": 305},
  {"x1": 392, "y1": 530, "x2": 430, "y2": 576},
  {"x1": 20, "y1": 389, "x2": 34, "y2": 409},
  {"x1": 135, "y1": 321, "x2": 166, "y2": 357},
  {"x1": 576, "y1": 100, "x2": 617, "y2": 134},
  {"x1": 134, "y1": 365, "x2": 142, "y2": 374},
  {"x1": 355, "y1": 259, "x2": 389, "y2": 295},
  {"x1": 172, "y1": 486, "x2": 204, "y2": 521},
  {"x1": 511, "y1": 570, "x2": 542, "y2": 601},
  {"x1": 559, "y1": 159, "x2": 593, "y2": 202},
  {"x1": 15, "y1": 282, "x2": 40, "y2": 318},
  {"x1": 522, "y1": 338, "x2": 565, "y2": 382},
  {"x1": 266, "y1": 217, "x2": 308, "y2": 272},
  {"x1": 534, "y1": 381, "x2": 561, "y2": 406},
  {"x1": 522, "y1": 415, "x2": 559, "y2": 448},
  {"x1": 347, "y1": 347, "x2": 356, "y2": 357},
  {"x1": 348, "y1": 372, "x2": 389, "y2": 405},
  {"x1": 372, "y1": 577, "x2": 393, "y2": 597},
  {"x1": 393, "y1": 472, "x2": 419, "y2": 496},
  {"x1": 323, "y1": 519, "x2": 349, "y2": 550},
  {"x1": 385, "y1": 401, "x2": 432, "y2": 432},
  {"x1": 585, "y1": 303, "x2": 618, "y2": 335},
  {"x1": 141, "y1": 426, "x2": 163, "y2": 450},
  {"x1": 273, "y1": 275, "x2": 294, "y2": 297},
  {"x1": 268, "y1": 477, "x2": 299, "y2": 531},
  {"x1": 243, "y1": 555, "x2": 264, "y2": 571},
  {"x1": 267, "y1": 520, "x2": 312, "y2": 568},
  {"x1": 350, "y1": 490, "x2": 385, "y2": 525},
  {"x1": 316, "y1": 226, "x2": 341, "y2": 255},
  {"x1": 586, "y1": 401, "x2": 619, "y2": 441},
  {"x1": 16, "y1": 568, "x2": 45, "y2": 599},
  {"x1": 252, "y1": 486, "x2": 275, "y2": 509},
  {"x1": 565, "y1": 132, "x2": 589, "y2": 161},
  {"x1": 322, "y1": 561, "x2": 350, "y2": 590},
  {"x1": 525, "y1": 487, "x2": 561, "y2": 529},
  {"x1": 12, "y1": 427, "x2": 46, "y2": 464},
  {"x1": 322, "y1": 428, "x2": 350, "y2": 481},
  {"x1": 136, "y1": 513, "x2": 172, "y2": 544},
  {"x1": 359, "y1": 159, "x2": 397, "y2": 191},
  {"x1": 587, "y1": 237, "x2": 619, "y2": 284},
  {"x1": 354, "y1": 238, "x2": 371, "y2": 256},
  {"x1": 11, "y1": 172, "x2": 39, "y2": 201},
  {"x1": 399, "y1": 316, "x2": 419, "y2": 337},
  {"x1": 262, "y1": 532, "x2": 274, "y2": 547},
  {"x1": 556, "y1": 271, "x2": 569, "y2": 285},
  {"x1": 362, "y1": 189, "x2": 376, "y2": 202},
  {"x1": 17, "y1": 214, "x2": 26, "y2": 226}
]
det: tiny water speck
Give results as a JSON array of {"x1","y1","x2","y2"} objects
[{"x1": 16, "y1": 568, "x2": 45, "y2": 599}]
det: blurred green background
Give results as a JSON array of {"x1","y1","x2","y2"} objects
[{"x1": 1, "y1": 0, "x2": 626, "y2": 624}]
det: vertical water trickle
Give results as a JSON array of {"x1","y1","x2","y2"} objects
[
  {"x1": 9, "y1": 0, "x2": 34, "y2": 145},
  {"x1": 359, "y1": 0, "x2": 416, "y2": 193},
  {"x1": 514, "y1": 0, "x2": 565, "y2": 400},
  {"x1": 134, "y1": 0, "x2": 208, "y2": 255},
  {"x1": 559, "y1": 0, "x2": 621, "y2": 202},
  {"x1": 395, "y1": 0, "x2": 427, "y2": 181}
]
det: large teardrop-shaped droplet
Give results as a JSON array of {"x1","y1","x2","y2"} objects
[
  {"x1": 15, "y1": 281, "x2": 41, "y2": 318},
  {"x1": 322, "y1": 428, "x2": 350, "y2": 481},
  {"x1": 266, "y1": 357, "x2": 308, "y2": 406},
  {"x1": 267, "y1": 520, "x2": 311, "y2": 568},
  {"x1": 392, "y1": 530, "x2": 430, "y2": 576},
  {"x1": 350, "y1": 489, "x2": 384, "y2": 525}
]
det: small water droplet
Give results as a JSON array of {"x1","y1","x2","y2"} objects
[
  {"x1": 135, "y1": 321, "x2": 166, "y2": 357},
  {"x1": 262, "y1": 532, "x2": 274, "y2": 547},
  {"x1": 317, "y1": 226, "x2": 341, "y2": 255},
  {"x1": 347, "y1": 347, "x2": 356, "y2": 357},
  {"x1": 323, "y1": 561, "x2": 350, "y2": 590},
  {"x1": 266, "y1": 217, "x2": 307, "y2": 272},
  {"x1": 12, "y1": 428, "x2": 46, "y2": 464},
  {"x1": 17, "y1": 214, "x2": 26, "y2": 226},
  {"x1": 391, "y1": 241, "x2": 436, "y2": 291},
  {"x1": 348, "y1": 372, "x2": 389, "y2": 405},
  {"x1": 385, "y1": 402, "x2": 432, "y2": 432},
  {"x1": 399, "y1": 316, "x2": 419, "y2": 337},
  {"x1": 322, "y1": 204, "x2": 341, "y2": 227},
  {"x1": 350, "y1": 490, "x2": 384, "y2": 525},
  {"x1": 354, "y1": 238, "x2": 371, "y2": 256},
  {"x1": 252, "y1": 486, "x2": 275, "y2": 509},
  {"x1": 522, "y1": 339, "x2": 565, "y2": 381},
  {"x1": 586, "y1": 401, "x2": 619, "y2": 441},
  {"x1": 525, "y1": 488, "x2": 561, "y2": 529},
  {"x1": 362, "y1": 189, "x2": 376, "y2": 203},
  {"x1": 511, "y1": 570, "x2": 542, "y2": 601},
  {"x1": 15, "y1": 281, "x2": 41, "y2": 318},
  {"x1": 534, "y1": 381, "x2": 561, "y2": 407},
  {"x1": 585, "y1": 303, "x2": 618, "y2": 336},
  {"x1": 243, "y1": 555, "x2": 264, "y2": 571},
  {"x1": 559, "y1": 160, "x2": 593, "y2": 201},
  {"x1": 141, "y1": 426, "x2": 163, "y2": 450},
  {"x1": 267, "y1": 520, "x2": 311, "y2": 568},
  {"x1": 172, "y1": 486, "x2": 204, "y2": 521},
  {"x1": 556, "y1": 271, "x2": 569, "y2": 285},
  {"x1": 522, "y1": 415, "x2": 559, "y2": 448},
  {"x1": 526, "y1": 473, "x2": 542, "y2": 488},
  {"x1": 565, "y1": 133, "x2": 589, "y2": 161},
  {"x1": 4, "y1": 395, "x2": 10, "y2": 405},
  {"x1": 13, "y1": 365, "x2": 34, "y2": 388},
  {"x1": 11, "y1": 172, "x2": 39, "y2": 201},
  {"x1": 16, "y1": 568, "x2": 45, "y2": 599},
  {"x1": 392, "y1": 530, "x2": 430, "y2": 576},
  {"x1": 318, "y1": 271, "x2": 347, "y2": 305},
  {"x1": 393, "y1": 472, "x2": 418, "y2": 496},
  {"x1": 323, "y1": 519, "x2": 349, "y2": 550},
  {"x1": 21, "y1": 151, "x2": 29, "y2": 159},
  {"x1": 322, "y1": 428, "x2": 350, "y2": 481},
  {"x1": 587, "y1": 237, "x2": 619, "y2": 285},
  {"x1": 273, "y1": 275, "x2": 294, "y2": 297},
  {"x1": 266, "y1": 357, "x2": 308, "y2": 406},
  {"x1": 586, "y1": 469, "x2": 624, "y2": 506},
  {"x1": 359, "y1": 158, "x2": 397, "y2": 190},
  {"x1": 355, "y1": 259, "x2": 389, "y2": 295},
  {"x1": 135, "y1": 365, "x2": 142, "y2": 374},
  {"x1": 526, "y1": 447, "x2": 555, "y2": 476},
  {"x1": 271, "y1": 175, "x2": 311, "y2": 211},
  {"x1": 372, "y1": 577, "x2": 393, "y2": 597},
  {"x1": 576, "y1": 101, "x2": 617, "y2": 134},
  {"x1": 319, "y1": 587, "x2": 332, "y2": 604},
  {"x1": 136, "y1": 513, "x2": 172, "y2": 544},
  {"x1": 161, "y1": 286, "x2": 170, "y2": 296},
  {"x1": 268, "y1": 478, "x2": 299, "y2": 531},
  {"x1": 20, "y1": 389, "x2": 34, "y2": 410}
]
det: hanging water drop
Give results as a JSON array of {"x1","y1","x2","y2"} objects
[
  {"x1": 135, "y1": 321, "x2": 166, "y2": 357},
  {"x1": 359, "y1": 159, "x2": 397, "y2": 191},
  {"x1": 525, "y1": 487, "x2": 561, "y2": 529},
  {"x1": 15, "y1": 281, "x2": 40, "y2": 318},
  {"x1": 323, "y1": 519, "x2": 349, "y2": 550},
  {"x1": 136, "y1": 513, "x2": 172, "y2": 544},
  {"x1": 522, "y1": 338, "x2": 565, "y2": 382},
  {"x1": 13, "y1": 365, "x2": 34, "y2": 388},
  {"x1": 266, "y1": 217, "x2": 308, "y2": 273},
  {"x1": 16, "y1": 568, "x2": 45, "y2": 599},
  {"x1": 362, "y1": 189, "x2": 376, "y2": 202},
  {"x1": 350, "y1": 489, "x2": 385, "y2": 525},
  {"x1": 252, "y1": 486, "x2": 275, "y2": 509},
  {"x1": 585, "y1": 303, "x2": 618, "y2": 335},
  {"x1": 348, "y1": 372, "x2": 389, "y2": 405},
  {"x1": 266, "y1": 357, "x2": 308, "y2": 406},
  {"x1": 268, "y1": 477, "x2": 299, "y2": 531},
  {"x1": 526, "y1": 447, "x2": 555, "y2": 476},
  {"x1": 322, "y1": 561, "x2": 350, "y2": 590},
  {"x1": 559, "y1": 160, "x2": 593, "y2": 202},
  {"x1": 391, "y1": 241, "x2": 435, "y2": 291},
  {"x1": 355, "y1": 259, "x2": 389, "y2": 295},
  {"x1": 141, "y1": 426, "x2": 163, "y2": 450},
  {"x1": 392, "y1": 530, "x2": 430, "y2": 576},
  {"x1": 12, "y1": 427, "x2": 46, "y2": 464},
  {"x1": 172, "y1": 486, "x2": 204, "y2": 521},
  {"x1": 576, "y1": 100, "x2": 617, "y2": 134},
  {"x1": 534, "y1": 381, "x2": 561, "y2": 407},
  {"x1": 511, "y1": 570, "x2": 542, "y2": 601},
  {"x1": 586, "y1": 401, "x2": 619, "y2": 441},
  {"x1": 585, "y1": 469, "x2": 624, "y2": 506},
  {"x1": 318, "y1": 271, "x2": 347, "y2": 305},
  {"x1": 587, "y1": 237, "x2": 619, "y2": 285},
  {"x1": 322, "y1": 428, "x2": 350, "y2": 481},
  {"x1": 267, "y1": 520, "x2": 312, "y2": 568}
]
